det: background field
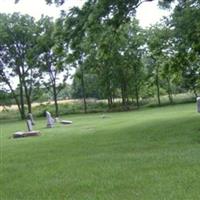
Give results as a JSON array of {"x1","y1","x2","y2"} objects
[
  {"x1": 0, "y1": 93, "x2": 196, "y2": 121},
  {"x1": 1, "y1": 103, "x2": 200, "y2": 200}
]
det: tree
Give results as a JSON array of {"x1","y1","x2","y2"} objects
[
  {"x1": 37, "y1": 16, "x2": 69, "y2": 117},
  {"x1": 72, "y1": 69, "x2": 101, "y2": 99},
  {"x1": 146, "y1": 23, "x2": 173, "y2": 105},
  {"x1": 57, "y1": 4, "x2": 96, "y2": 113},
  {"x1": 120, "y1": 22, "x2": 145, "y2": 108},
  {"x1": 169, "y1": 0, "x2": 200, "y2": 97},
  {"x1": 0, "y1": 13, "x2": 40, "y2": 118},
  {"x1": 0, "y1": 74, "x2": 14, "y2": 111}
]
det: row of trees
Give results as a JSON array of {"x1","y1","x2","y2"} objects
[
  {"x1": 62, "y1": 0, "x2": 200, "y2": 109},
  {"x1": 0, "y1": 0, "x2": 199, "y2": 118},
  {"x1": 0, "y1": 14, "x2": 68, "y2": 118}
]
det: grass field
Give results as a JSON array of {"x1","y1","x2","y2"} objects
[{"x1": 1, "y1": 103, "x2": 200, "y2": 200}]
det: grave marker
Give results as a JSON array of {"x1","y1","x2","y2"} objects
[
  {"x1": 27, "y1": 113, "x2": 35, "y2": 125},
  {"x1": 197, "y1": 97, "x2": 200, "y2": 112},
  {"x1": 46, "y1": 111, "x2": 54, "y2": 128}
]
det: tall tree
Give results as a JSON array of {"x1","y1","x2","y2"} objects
[
  {"x1": 0, "y1": 13, "x2": 40, "y2": 118},
  {"x1": 58, "y1": 4, "x2": 96, "y2": 113},
  {"x1": 147, "y1": 24, "x2": 172, "y2": 105},
  {"x1": 37, "y1": 16, "x2": 69, "y2": 117},
  {"x1": 170, "y1": 0, "x2": 200, "y2": 96}
]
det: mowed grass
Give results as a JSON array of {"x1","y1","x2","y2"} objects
[{"x1": 1, "y1": 103, "x2": 200, "y2": 200}]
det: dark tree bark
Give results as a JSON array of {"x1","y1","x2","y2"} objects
[
  {"x1": 52, "y1": 80, "x2": 59, "y2": 117},
  {"x1": 166, "y1": 76, "x2": 173, "y2": 104},
  {"x1": 26, "y1": 92, "x2": 32, "y2": 113},
  {"x1": 192, "y1": 85, "x2": 198, "y2": 98},
  {"x1": 135, "y1": 84, "x2": 140, "y2": 108},
  {"x1": 120, "y1": 75, "x2": 128, "y2": 110},
  {"x1": 21, "y1": 66, "x2": 32, "y2": 113},
  {"x1": 104, "y1": 77, "x2": 113, "y2": 109},
  {"x1": 19, "y1": 76, "x2": 26, "y2": 119},
  {"x1": 80, "y1": 65, "x2": 87, "y2": 113},
  {"x1": 155, "y1": 66, "x2": 161, "y2": 106},
  {"x1": 1, "y1": 74, "x2": 24, "y2": 119}
]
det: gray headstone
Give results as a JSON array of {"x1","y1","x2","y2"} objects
[
  {"x1": 46, "y1": 111, "x2": 54, "y2": 128},
  {"x1": 27, "y1": 113, "x2": 35, "y2": 125},
  {"x1": 26, "y1": 119, "x2": 33, "y2": 131},
  {"x1": 197, "y1": 97, "x2": 200, "y2": 113},
  {"x1": 60, "y1": 120, "x2": 72, "y2": 125},
  {"x1": 13, "y1": 131, "x2": 40, "y2": 138}
]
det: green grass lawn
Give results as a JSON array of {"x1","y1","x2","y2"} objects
[{"x1": 1, "y1": 103, "x2": 200, "y2": 200}]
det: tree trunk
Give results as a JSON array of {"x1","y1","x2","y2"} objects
[
  {"x1": 19, "y1": 76, "x2": 26, "y2": 119},
  {"x1": 121, "y1": 83, "x2": 128, "y2": 110},
  {"x1": 52, "y1": 82, "x2": 59, "y2": 117},
  {"x1": 3, "y1": 76, "x2": 23, "y2": 119},
  {"x1": 135, "y1": 85, "x2": 140, "y2": 108},
  {"x1": 192, "y1": 86, "x2": 198, "y2": 98},
  {"x1": 27, "y1": 96, "x2": 32, "y2": 113},
  {"x1": 107, "y1": 97, "x2": 112, "y2": 109},
  {"x1": 80, "y1": 65, "x2": 87, "y2": 113},
  {"x1": 23, "y1": 80, "x2": 32, "y2": 113},
  {"x1": 155, "y1": 67, "x2": 161, "y2": 106},
  {"x1": 121, "y1": 85, "x2": 125, "y2": 107},
  {"x1": 21, "y1": 64, "x2": 32, "y2": 113},
  {"x1": 133, "y1": 65, "x2": 140, "y2": 108},
  {"x1": 166, "y1": 77, "x2": 173, "y2": 104},
  {"x1": 105, "y1": 78, "x2": 113, "y2": 109}
]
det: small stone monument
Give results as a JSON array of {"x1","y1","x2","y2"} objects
[
  {"x1": 55, "y1": 117, "x2": 72, "y2": 125},
  {"x1": 13, "y1": 130, "x2": 40, "y2": 138},
  {"x1": 26, "y1": 119, "x2": 33, "y2": 131},
  {"x1": 13, "y1": 117, "x2": 40, "y2": 138},
  {"x1": 27, "y1": 113, "x2": 35, "y2": 125},
  {"x1": 60, "y1": 120, "x2": 72, "y2": 125},
  {"x1": 197, "y1": 97, "x2": 200, "y2": 113},
  {"x1": 46, "y1": 111, "x2": 54, "y2": 128}
]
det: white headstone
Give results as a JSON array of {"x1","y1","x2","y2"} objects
[
  {"x1": 46, "y1": 111, "x2": 54, "y2": 128},
  {"x1": 197, "y1": 97, "x2": 200, "y2": 113}
]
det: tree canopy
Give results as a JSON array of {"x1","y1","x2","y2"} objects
[{"x1": 1, "y1": 0, "x2": 199, "y2": 117}]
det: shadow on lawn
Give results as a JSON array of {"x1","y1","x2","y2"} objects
[{"x1": 118, "y1": 115, "x2": 200, "y2": 146}]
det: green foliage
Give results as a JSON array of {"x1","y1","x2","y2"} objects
[
  {"x1": 2, "y1": 0, "x2": 200, "y2": 117},
  {"x1": 0, "y1": 13, "x2": 42, "y2": 118},
  {"x1": 72, "y1": 71, "x2": 102, "y2": 99},
  {"x1": 0, "y1": 90, "x2": 13, "y2": 108}
]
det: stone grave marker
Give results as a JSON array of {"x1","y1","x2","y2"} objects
[
  {"x1": 27, "y1": 113, "x2": 35, "y2": 125},
  {"x1": 26, "y1": 119, "x2": 33, "y2": 131},
  {"x1": 60, "y1": 120, "x2": 72, "y2": 125},
  {"x1": 46, "y1": 111, "x2": 54, "y2": 128},
  {"x1": 13, "y1": 115, "x2": 40, "y2": 138},
  {"x1": 197, "y1": 97, "x2": 200, "y2": 113}
]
